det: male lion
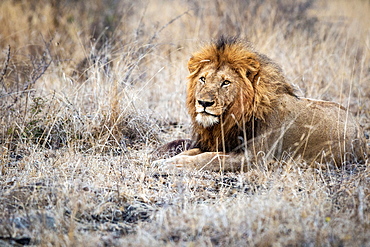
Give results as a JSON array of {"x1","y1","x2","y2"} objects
[{"x1": 154, "y1": 37, "x2": 367, "y2": 171}]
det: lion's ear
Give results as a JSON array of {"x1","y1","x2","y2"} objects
[
  {"x1": 188, "y1": 57, "x2": 210, "y2": 74},
  {"x1": 245, "y1": 58, "x2": 260, "y2": 82},
  {"x1": 188, "y1": 57, "x2": 198, "y2": 73}
]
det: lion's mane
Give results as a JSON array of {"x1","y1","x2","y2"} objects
[{"x1": 186, "y1": 37, "x2": 296, "y2": 153}]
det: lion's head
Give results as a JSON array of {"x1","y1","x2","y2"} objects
[{"x1": 186, "y1": 37, "x2": 296, "y2": 152}]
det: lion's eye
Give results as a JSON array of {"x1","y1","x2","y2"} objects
[
  {"x1": 221, "y1": 80, "x2": 231, "y2": 87},
  {"x1": 199, "y1": 77, "x2": 206, "y2": 84}
]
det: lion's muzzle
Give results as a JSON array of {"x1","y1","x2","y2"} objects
[
  {"x1": 195, "y1": 102, "x2": 220, "y2": 128},
  {"x1": 194, "y1": 97, "x2": 223, "y2": 128}
]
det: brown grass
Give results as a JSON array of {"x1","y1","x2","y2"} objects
[{"x1": 0, "y1": 0, "x2": 369, "y2": 246}]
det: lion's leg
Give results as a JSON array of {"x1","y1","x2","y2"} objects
[
  {"x1": 178, "y1": 148, "x2": 202, "y2": 156},
  {"x1": 154, "y1": 151, "x2": 246, "y2": 172}
]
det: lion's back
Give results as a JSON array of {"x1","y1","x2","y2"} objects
[{"x1": 257, "y1": 95, "x2": 367, "y2": 164}]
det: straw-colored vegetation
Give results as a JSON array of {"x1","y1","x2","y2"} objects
[{"x1": 0, "y1": 0, "x2": 369, "y2": 246}]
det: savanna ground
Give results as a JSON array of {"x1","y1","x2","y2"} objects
[{"x1": 0, "y1": 0, "x2": 369, "y2": 246}]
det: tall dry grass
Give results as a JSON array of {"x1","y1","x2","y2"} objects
[{"x1": 0, "y1": 0, "x2": 369, "y2": 246}]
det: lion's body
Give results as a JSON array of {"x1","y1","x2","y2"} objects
[
  {"x1": 247, "y1": 94, "x2": 363, "y2": 164},
  {"x1": 154, "y1": 37, "x2": 367, "y2": 171}
]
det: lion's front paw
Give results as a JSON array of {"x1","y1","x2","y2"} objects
[
  {"x1": 151, "y1": 158, "x2": 180, "y2": 168},
  {"x1": 151, "y1": 158, "x2": 166, "y2": 168},
  {"x1": 151, "y1": 156, "x2": 191, "y2": 171}
]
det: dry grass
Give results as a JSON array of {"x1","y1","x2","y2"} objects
[{"x1": 0, "y1": 0, "x2": 369, "y2": 246}]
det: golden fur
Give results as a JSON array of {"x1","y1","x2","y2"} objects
[{"x1": 154, "y1": 37, "x2": 367, "y2": 171}]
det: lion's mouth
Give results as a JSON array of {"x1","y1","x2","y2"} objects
[
  {"x1": 199, "y1": 111, "x2": 219, "y2": 118},
  {"x1": 196, "y1": 107, "x2": 221, "y2": 116}
]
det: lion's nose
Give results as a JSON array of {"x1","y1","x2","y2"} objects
[{"x1": 198, "y1": 100, "x2": 214, "y2": 108}]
